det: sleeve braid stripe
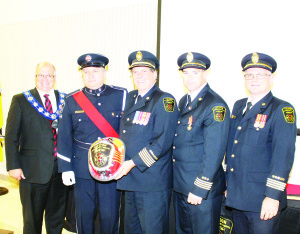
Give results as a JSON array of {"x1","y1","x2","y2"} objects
[
  {"x1": 57, "y1": 153, "x2": 71, "y2": 162},
  {"x1": 194, "y1": 178, "x2": 213, "y2": 190},
  {"x1": 139, "y1": 148, "x2": 155, "y2": 167},
  {"x1": 266, "y1": 178, "x2": 286, "y2": 191}
]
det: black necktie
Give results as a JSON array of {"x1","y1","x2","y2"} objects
[
  {"x1": 136, "y1": 95, "x2": 141, "y2": 104},
  {"x1": 243, "y1": 102, "x2": 252, "y2": 117},
  {"x1": 187, "y1": 95, "x2": 191, "y2": 106}
]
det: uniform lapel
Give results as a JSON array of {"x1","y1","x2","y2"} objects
[
  {"x1": 240, "y1": 92, "x2": 273, "y2": 123},
  {"x1": 125, "y1": 85, "x2": 158, "y2": 115},
  {"x1": 180, "y1": 84, "x2": 210, "y2": 116}
]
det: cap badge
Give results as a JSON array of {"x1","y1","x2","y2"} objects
[
  {"x1": 86, "y1": 55, "x2": 92, "y2": 61},
  {"x1": 136, "y1": 51, "x2": 143, "y2": 61},
  {"x1": 251, "y1": 52, "x2": 259, "y2": 64},
  {"x1": 187, "y1": 52, "x2": 193, "y2": 63}
]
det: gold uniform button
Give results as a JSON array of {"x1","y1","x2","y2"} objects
[
  {"x1": 231, "y1": 154, "x2": 235, "y2": 158},
  {"x1": 127, "y1": 118, "x2": 130, "y2": 121},
  {"x1": 234, "y1": 140, "x2": 238, "y2": 144},
  {"x1": 178, "y1": 121, "x2": 181, "y2": 124},
  {"x1": 173, "y1": 159, "x2": 175, "y2": 162},
  {"x1": 175, "y1": 133, "x2": 177, "y2": 137},
  {"x1": 230, "y1": 168, "x2": 234, "y2": 172},
  {"x1": 237, "y1": 126, "x2": 242, "y2": 130},
  {"x1": 123, "y1": 130, "x2": 126, "y2": 133},
  {"x1": 112, "y1": 112, "x2": 115, "y2": 116},
  {"x1": 173, "y1": 146, "x2": 176, "y2": 149}
]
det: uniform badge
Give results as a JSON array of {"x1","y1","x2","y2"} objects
[
  {"x1": 187, "y1": 52, "x2": 193, "y2": 62},
  {"x1": 136, "y1": 51, "x2": 143, "y2": 61},
  {"x1": 75, "y1": 110, "x2": 84, "y2": 114},
  {"x1": 282, "y1": 107, "x2": 295, "y2": 123},
  {"x1": 254, "y1": 114, "x2": 267, "y2": 128},
  {"x1": 85, "y1": 55, "x2": 92, "y2": 61},
  {"x1": 187, "y1": 115, "x2": 193, "y2": 131},
  {"x1": 163, "y1": 98, "x2": 175, "y2": 112},
  {"x1": 212, "y1": 106, "x2": 226, "y2": 122},
  {"x1": 252, "y1": 52, "x2": 259, "y2": 64}
]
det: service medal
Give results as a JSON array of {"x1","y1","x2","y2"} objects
[{"x1": 187, "y1": 115, "x2": 193, "y2": 130}]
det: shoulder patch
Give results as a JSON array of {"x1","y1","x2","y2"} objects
[
  {"x1": 163, "y1": 97, "x2": 175, "y2": 112},
  {"x1": 282, "y1": 107, "x2": 295, "y2": 123},
  {"x1": 212, "y1": 106, "x2": 226, "y2": 122}
]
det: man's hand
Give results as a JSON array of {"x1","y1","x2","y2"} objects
[
  {"x1": 187, "y1": 192, "x2": 203, "y2": 205},
  {"x1": 260, "y1": 197, "x2": 279, "y2": 220},
  {"x1": 115, "y1": 160, "x2": 135, "y2": 180},
  {"x1": 8, "y1": 169, "x2": 25, "y2": 180}
]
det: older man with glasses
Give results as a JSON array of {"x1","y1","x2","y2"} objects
[{"x1": 225, "y1": 52, "x2": 297, "y2": 234}]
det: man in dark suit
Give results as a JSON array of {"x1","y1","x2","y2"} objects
[
  {"x1": 5, "y1": 62, "x2": 67, "y2": 234},
  {"x1": 116, "y1": 50, "x2": 179, "y2": 234},
  {"x1": 57, "y1": 53, "x2": 127, "y2": 234},
  {"x1": 172, "y1": 52, "x2": 230, "y2": 234},
  {"x1": 225, "y1": 52, "x2": 297, "y2": 233}
]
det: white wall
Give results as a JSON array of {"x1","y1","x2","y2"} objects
[{"x1": 160, "y1": 0, "x2": 300, "y2": 113}]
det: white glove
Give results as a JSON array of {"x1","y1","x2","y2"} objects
[{"x1": 62, "y1": 171, "x2": 76, "y2": 186}]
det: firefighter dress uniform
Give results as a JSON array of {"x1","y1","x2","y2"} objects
[
  {"x1": 117, "y1": 51, "x2": 179, "y2": 234},
  {"x1": 172, "y1": 52, "x2": 230, "y2": 234},
  {"x1": 225, "y1": 52, "x2": 297, "y2": 233},
  {"x1": 57, "y1": 53, "x2": 127, "y2": 234}
]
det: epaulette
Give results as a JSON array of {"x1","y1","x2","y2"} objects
[
  {"x1": 109, "y1": 85, "x2": 127, "y2": 92},
  {"x1": 66, "y1": 88, "x2": 83, "y2": 98}
]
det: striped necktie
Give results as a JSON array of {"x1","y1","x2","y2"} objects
[{"x1": 44, "y1": 94, "x2": 57, "y2": 158}]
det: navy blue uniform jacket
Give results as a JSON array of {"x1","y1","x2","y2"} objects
[
  {"x1": 117, "y1": 84, "x2": 179, "y2": 192},
  {"x1": 173, "y1": 84, "x2": 229, "y2": 199},
  {"x1": 226, "y1": 92, "x2": 297, "y2": 212},
  {"x1": 57, "y1": 85, "x2": 126, "y2": 179}
]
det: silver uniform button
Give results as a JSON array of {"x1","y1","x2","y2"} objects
[
  {"x1": 230, "y1": 168, "x2": 234, "y2": 172},
  {"x1": 234, "y1": 140, "x2": 238, "y2": 144},
  {"x1": 79, "y1": 119, "x2": 81, "y2": 122},
  {"x1": 237, "y1": 126, "x2": 242, "y2": 130},
  {"x1": 175, "y1": 133, "x2": 177, "y2": 136},
  {"x1": 173, "y1": 146, "x2": 176, "y2": 149},
  {"x1": 123, "y1": 130, "x2": 126, "y2": 133},
  {"x1": 231, "y1": 154, "x2": 235, "y2": 158}
]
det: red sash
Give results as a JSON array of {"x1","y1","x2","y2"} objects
[{"x1": 73, "y1": 91, "x2": 119, "y2": 138}]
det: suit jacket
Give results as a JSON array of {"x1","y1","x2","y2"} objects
[
  {"x1": 5, "y1": 88, "x2": 59, "y2": 184},
  {"x1": 173, "y1": 84, "x2": 229, "y2": 199},
  {"x1": 117, "y1": 84, "x2": 179, "y2": 192},
  {"x1": 225, "y1": 92, "x2": 297, "y2": 212}
]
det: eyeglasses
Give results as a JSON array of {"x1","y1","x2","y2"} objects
[
  {"x1": 36, "y1": 74, "x2": 54, "y2": 79},
  {"x1": 244, "y1": 73, "x2": 271, "y2": 80}
]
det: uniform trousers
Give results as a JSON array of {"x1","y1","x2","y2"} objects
[
  {"x1": 19, "y1": 160, "x2": 67, "y2": 234},
  {"x1": 124, "y1": 188, "x2": 171, "y2": 234},
  {"x1": 232, "y1": 209, "x2": 281, "y2": 234},
  {"x1": 73, "y1": 178, "x2": 121, "y2": 234},
  {"x1": 173, "y1": 191, "x2": 222, "y2": 234}
]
